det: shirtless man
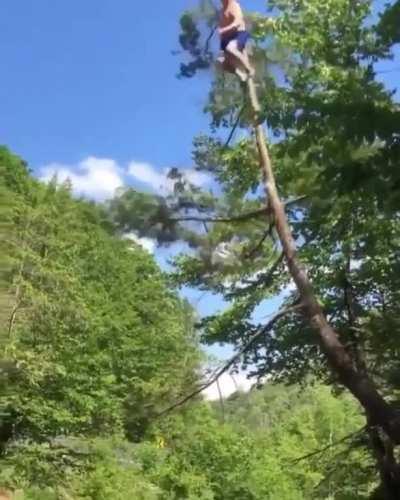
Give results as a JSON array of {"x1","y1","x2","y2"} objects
[{"x1": 218, "y1": 0, "x2": 255, "y2": 82}]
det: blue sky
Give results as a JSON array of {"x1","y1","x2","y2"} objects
[
  {"x1": 0, "y1": 0, "x2": 263, "y2": 170},
  {"x1": 1, "y1": 0, "x2": 397, "y2": 170},
  {"x1": 0, "y1": 0, "x2": 266, "y2": 312},
  {"x1": 1, "y1": 1, "x2": 399, "y2": 392}
]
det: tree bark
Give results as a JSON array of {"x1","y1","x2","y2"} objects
[
  {"x1": 246, "y1": 77, "x2": 400, "y2": 444},
  {"x1": 369, "y1": 423, "x2": 400, "y2": 499},
  {"x1": 343, "y1": 258, "x2": 400, "y2": 498}
]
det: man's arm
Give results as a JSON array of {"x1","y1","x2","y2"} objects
[{"x1": 219, "y1": 2, "x2": 244, "y2": 34}]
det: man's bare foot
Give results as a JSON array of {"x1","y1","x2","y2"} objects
[
  {"x1": 235, "y1": 68, "x2": 248, "y2": 82},
  {"x1": 247, "y1": 66, "x2": 256, "y2": 78}
]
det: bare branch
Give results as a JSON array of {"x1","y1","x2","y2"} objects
[
  {"x1": 8, "y1": 294, "x2": 21, "y2": 339},
  {"x1": 204, "y1": 25, "x2": 217, "y2": 55},
  {"x1": 243, "y1": 222, "x2": 274, "y2": 259},
  {"x1": 156, "y1": 304, "x2": 304, "y2": 418},
  {"x1": 313, "y1": 445, "x2": 356, "y2": 491},
  {"x1": 216, "y1": 377, "x2": 225, "y2": 423},
  {"x1": 290, "y1": 426, "x2": 366, "y2": 464},
  {"x1": 224, "y1": 104, "x2": 245, "y2": 149},
  {"x1": 8, "y1": 258, "x2": 25, "y2": 339}
]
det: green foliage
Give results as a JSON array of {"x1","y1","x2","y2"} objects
[
  {"x1": 376, "y1": 0, "x2": 400, "y2": 48},
  {"x1": 177, "y1": 1, "x2": 218, "y2": 78},
  {"x1": 116, "y1": 0, "x2": 400, "y2": 393},
  {"x1": 0, "y1": 148, "x2": 201, "y2": 445},
  {"x1": 2, "y1": 0, "x2": 400, "y2": 495},
  {"x1": 218, "y1": 384, "x2": 374, "y2": 499},
  {"x1": 105, "y1": 0, "x2": 400, "y2": 494},
  {"x1": 5, "y1": 383, "x2": 363, "y2": 500}
]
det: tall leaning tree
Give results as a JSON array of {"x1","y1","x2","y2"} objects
[{"x1": 108, "y1": 0, "x2": 400, "y2": 496}]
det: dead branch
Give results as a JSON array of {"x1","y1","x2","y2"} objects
[
  {"x1": 290, "y1": 426, "x2": 366, "y2": 464},
  {"x1": 156, "y1": 303, "x2": 303, "y2": 418}
]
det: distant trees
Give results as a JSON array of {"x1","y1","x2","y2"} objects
[{"x1": 0, "y1": 146, "x2": 200, "y2": 454}]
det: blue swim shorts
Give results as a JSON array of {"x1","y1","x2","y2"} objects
[{"x1": 220, "y1": 30, "x2": 250, "y2": 52}]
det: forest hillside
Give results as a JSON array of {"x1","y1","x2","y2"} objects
[
  {"x1": 1, "y1": 0, "x2": 400, "y2": 498},
  {"x1": 0, "y1": 148, "x2": 378, "y2": 499}
]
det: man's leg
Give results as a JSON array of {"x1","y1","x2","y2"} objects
[
  {"x1": 225, "y1": 40, "x2": 255, "y2": 78},
  {"x1": 217, "y1": 51, "x2": 248, "y2": 81},
  {"x1": 241, "y1": 48, "x2": 255, "y2": 77},
  {"x1": 217, "y1": 52, "x2": 234, "y2": 74},
  {"x1": 226, "y1": 52, "x2": 248, "y2": 81}
]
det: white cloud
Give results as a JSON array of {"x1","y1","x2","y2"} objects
[
  {"x1": 185, "y1": 169, "x2": 211, "y2": 187},
  {"x1": 39, "y1": 157, "x2": 124, "y2": 201},
  {"x1": 39, "y1": 156, "x2": 210, "y2": 201},
  {"x1": 203, "y1": 371, "x2": 255, "y2": 401},
  {"x1": 124, "y1": 232, "x2": 156, "y2": 254},
  {"x1": 127, "y1": 161, "x2": 173, "y2": 193},
  {"x1": 128, "y1": 160, "x2": 210, "y2": 194}
]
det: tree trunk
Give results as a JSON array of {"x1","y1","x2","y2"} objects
[
  {"x1": 369, "y1": 423, "x2": 400, "y2": 500},
  {"x1": 343, "y1": 258, "x2": 400, "y2": 497},
  {"x1": 246, "y1": 77, "x2": 400, "y2": 444}
]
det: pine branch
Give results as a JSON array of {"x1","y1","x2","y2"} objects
[
  {"x1": 169, "y1": 206, "x2": 270, "y2": 224},
  {"x1": 169, "y1": 197, "x2": 307, "y2": 225},
  {"x1": 225, "y1": 252, "x2": 284, "y2": 300}
]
